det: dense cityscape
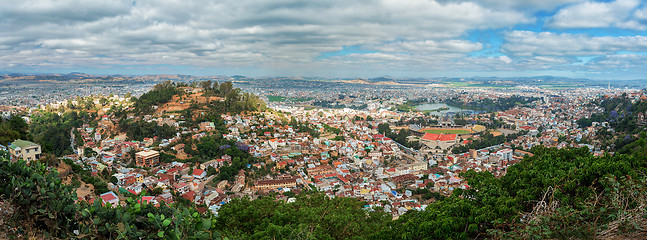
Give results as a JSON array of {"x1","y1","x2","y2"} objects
[{"x1": 2, "y1": 73, "x2": 646, "y2": 238}]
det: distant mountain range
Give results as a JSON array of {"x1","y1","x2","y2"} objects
[{"x1": 0, "y1": 72, "x2": 645, "y2": 88}]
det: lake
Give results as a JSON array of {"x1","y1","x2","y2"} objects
[{"x1": 415, "y1": 103, "x2": 468, "y2": 116}]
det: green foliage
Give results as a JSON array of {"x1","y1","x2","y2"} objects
[
  {"x1": 3, "y1": 143, "x2": 647, "y2": 239},
  {"x1": 395, "y1": 102, "x2": 417, "y2": 112},
  {"x1": 217, "y1": 193, "x2": 389, "y2": 239},
  {"x1": 578, "y1": 94, "x2": 647, "y2": 133},
  {"x1": 82, "y1": 175, "x2": 110, "y2": 195},
  {"x1": 119, "y1": 120, "x2": 177, "y2": 141},
  {"x1": 160, "y1": 151, "x2": 177, "y2": 163},
  {"x1": 201, "y1": 81, "x2": 265, "y2": 114},
  {"x1": 84, "y1": 147, "x2": 97, "y2": 158},
  {"x1": 452, "y1": 131, "x2": 526, "y2": 154},
  {"x1": 0, "y1": 159, "x2": 79, "y2": 237},
  {"x1": 377, "y1": 123, "x2": 421, "y2": 149},
  {"x1": 322, "y1": 124, "x2": 342, "y2": 135},
  {"x1": 578, "y1": 95, "x2": 647, "y2": 150},
  {"x1": 381, "y1": 146, "x2": 647, "y2": 239},
  {"x1": 194, "y1": 136, "x2": 256, "y2": 182},
  {"x1": 78, "y1": 197, "x2": 222, "y2": 239},
  {"x1": 267, "y1": 95, "x2": 312, "y2": 103},
  {"x1": 0, "y1": 115, "x2": 30, "y2": 144},
  {"x1": 30, "y1": 111, "x2": 94, "y2": 156},
  {"x1": 378, "y1": 123, "x2": 391, "y2": 134},
  {"x1": 446, "y1": 95, "x2": 540, "y2": 112},
  {"x1": 134, "y1": 81, "x2": 182, "y2": 114},
  {"x1": 289, "y1": 120, "x2": 320, "y2": 138},
  {"x1": 497, "y1": 175, "x2": 647, "y2": 239},
  {"x1": 332, "y1": 135, "x2": 345, "y2": 141},
  {"x1": 0, "y1": 156, "x2": 223, "y2": 239}
]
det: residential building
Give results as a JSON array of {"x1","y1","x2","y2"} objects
[
  {"x1": 100, "y1": 191, "x2": 119, "y2": 207},
  {"x1": 135, "y1": 150, "x2": 159, "y2": 167},
  {"x1": 255, "y1": 178, "x2": 297, "y2": 190},
  {"x1": 8, "y1": 139, "x2": 41, "y2": 162}
]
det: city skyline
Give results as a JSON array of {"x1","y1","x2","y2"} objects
[{"x1": 1, "y1": 0, "x2": 647, "y2": 80}]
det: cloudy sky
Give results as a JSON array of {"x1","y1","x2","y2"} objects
[{"x1": 1, "y1": 0, "x2": 647, "y2": 79}]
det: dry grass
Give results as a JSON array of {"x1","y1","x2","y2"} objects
[{"x1": 156, "y1": 92, "x2": 222, "y2": 115}]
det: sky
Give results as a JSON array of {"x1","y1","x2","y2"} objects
[{"x1": 1, "y1": 0, "x2": 647, "y2": 80}]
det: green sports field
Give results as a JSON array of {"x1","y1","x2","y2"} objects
[{"x1": 422, "y1": 129, "x2": 472, "y2": 134}]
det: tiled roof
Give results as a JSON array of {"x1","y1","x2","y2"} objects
[
  {"x1": 9, "y1": 139, "x2": 39, "y2": 149},
  {"x1": 100, "y1": 191, "x2": 118, "y2": 202},
  {"x1": 422, "y1": 133, "x2": 456, "y2": 141},
  {"x1": 192, "y1": 169, "x2": 205, "y2": 176}
]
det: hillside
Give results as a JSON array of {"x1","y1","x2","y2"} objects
[
  {"x1": 2, "y1": 82, "x2": 647, "y2": 239},
  {"x1": 2, "y1": 145, "x2": 646, "y2": 239},
  {"x1": 155, "y1": 90, "x2": 223, "y2": 115}
]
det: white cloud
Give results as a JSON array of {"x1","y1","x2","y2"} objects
[
  {"x1": 499, "y1": 56, "x2": 512, "y2": 64},
  {"x1": 588, "y1": 53, "x2": 647, "y2": 70},
  {"x1": 635, "y1": 6, "x2": 647, "y2": 20},
  {"x1": 547, "y1": 0, "x2": 645, "y2": 30},
  {"x1": 439, "y1": 0, "x2": 586, "y2": 11},
  {"x1": 502, "y1": 31, "x2": 647, "y2": 56},
  {"x1": 0, "y1": 0, "x2": 646, "y2": 79},
  {"x1": 370, "y1": 40, "x2": 483, "y2": 54},
  {"x1": 0, "y1": 0, "x2": 530, "y2": 71}
]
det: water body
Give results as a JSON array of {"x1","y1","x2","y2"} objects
[{"x1": 415, "y1": 103, "x2": 470, "y2": 116}]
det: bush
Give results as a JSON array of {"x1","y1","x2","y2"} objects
[
  {"x1": 0, "y1": 157, "x2": 224, "y2": 239},
  {"x1": 0, "y1": 160, "x2": 79, "y2": 237}
]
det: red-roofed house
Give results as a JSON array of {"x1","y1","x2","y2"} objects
[
  {"x1": 172, "y1": 144, "x2": 185, "y2": 152},
  {"x1": 157, "y1": 193, "x2": 174, "y2": 204},
  {"x1": 182, "y1": 191, "x2": 196, "y2": 201},
  {"x1": 124, "y1": 176, "x2": 136, "y2": 185},
  {"x1": 100, "y1": 191, "x2": 119, "y2": 207},
  {"x1": 519, "y1": 126, "x2": 537, "y2": 131},
  {"x1": 192, "y1": 169, "x2": 206, "y2": 179},
  {"x1": 338, "y1": 175, "x2": 350, "y2": 184},
  {"x1": 174, "y1": 182, "x2": 189, "y2": 194},
  {"x1": 140, "y1": 196, "x2": 156, "y2": 205}
]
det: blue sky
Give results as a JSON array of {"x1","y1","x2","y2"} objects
[{"x1": 1, "y1": 0, "x2": 647, "y2": 80}]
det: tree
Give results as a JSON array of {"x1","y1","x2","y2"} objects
[
  {"x1": 151, "y1": 187, "x2": 164, "y2": 195},
  {"x1": 382, "y1": 146, "x2": 647, "y2": 239},
  {"x1": 0, "y1": 114, "x2": 29, "y2": 144},
  {"x1": 84, "y1": 147, "x2": 96, "y2": 158},
  {"x1": 110, "y1": 176, "x2": 118, "y2": 185},
  {"x1": 219, "y1": 82, "x2": 233, "y2": 96},
  {"x1": 378, "y1": 123, "x2": 391, "y2": 134},
  {"x1": 216, "y1": 192, "x2": 389, "y2": 239},
  {"x1": 200, "y1": 80, "x2": 213, "y2": 90}
]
